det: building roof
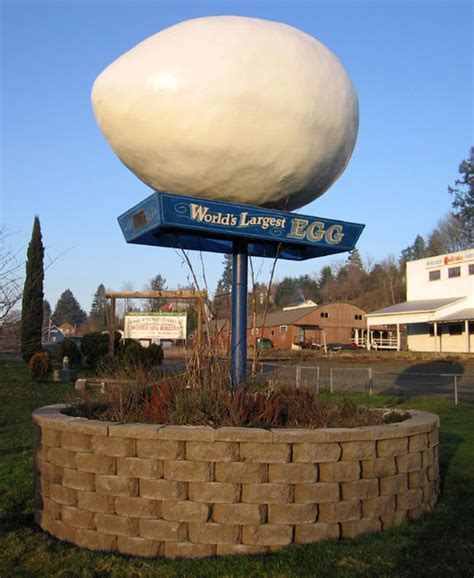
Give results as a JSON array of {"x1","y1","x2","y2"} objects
[
  {"x1": 366, "y1": 297, "x2": 466, "y2": 317},
  {"x1": 434, "y1": 308, "x2": 474, "y2": 323},
  {"x1": 214, "y1": 305, "x2": 321, "y2": 332}
]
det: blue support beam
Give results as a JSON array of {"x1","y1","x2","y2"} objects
[{"x1": 231, "y1": 239, "x2": 248, "y2": 390}]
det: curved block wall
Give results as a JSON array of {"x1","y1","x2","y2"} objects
[{"x1": 33, "y1": 406, "x2": 439, "y2": 558}]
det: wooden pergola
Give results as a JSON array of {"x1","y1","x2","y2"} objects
[{"x1": 105, "y1": 290, "x2": 207, "y2": 356}]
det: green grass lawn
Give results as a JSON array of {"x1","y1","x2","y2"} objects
[{"x1": 1, "y1": 359, "x2": 473, "y2": 577}]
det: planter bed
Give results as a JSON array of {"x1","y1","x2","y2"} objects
[{"x1": 33, "y1": 405, "x2": 439, "y2": 558}]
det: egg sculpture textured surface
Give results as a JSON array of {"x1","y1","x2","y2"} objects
[{"x1": 92, "y1": 16, "x2": 359, "y2": 210}]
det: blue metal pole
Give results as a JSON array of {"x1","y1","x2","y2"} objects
[{"x1": 231, "y1": 239, "x2": 248, "y2": 391}]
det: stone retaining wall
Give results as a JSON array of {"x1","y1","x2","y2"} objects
[{"x1": 33, "y1": 406, "x2": 439, "y2": 558}]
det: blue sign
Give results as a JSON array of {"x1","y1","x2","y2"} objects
[{"x1": 118, "y1": 192, "x2": 364, "y2": 261}]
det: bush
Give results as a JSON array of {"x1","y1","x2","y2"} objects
[
  {"x1": 28, "y1": 352, "x2": 52, "y2": 382},
  {"x1": 81, "y1": 331, "x2": 120, "y2": 368},
  {"x1": 57, "y1": 338, "x2": 82, "y2": 368},
  {"x1": 121, "y1": 340, "x2": 164, "y2": 369}
]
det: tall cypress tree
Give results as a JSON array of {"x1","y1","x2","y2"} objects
[{"x1": 21, "y1": 216, "x2": 44, "y2": 362}]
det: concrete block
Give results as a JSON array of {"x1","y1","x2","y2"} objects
[
  {"x1": 48, "y1": 483, "x2": 77, "y2": 506},
  {"x1": 319, "y1": 461, "x2": 360, "y2": 482},
  {"x1": 62, "y1": 469, "x2": 95, "y2": 491},
  {"x1": 139, "y1": 518, "x2": 187, "y2": 541},
  {"x1": 268, "y1": 503, "x2": 317, "y2": 524},
  {"x1": 136, "y1": 439, "x2": 185, "y2": 460},
  {"x1": 362, "y1": 495, "x2": 395, "y2": 518},
  {"x1": 396, "y1": 452, "x2": 422, "y2": 474},
  {"x1": 42, "y1": 497, "x2": 63, "y2": 520},
  {"x1": 380, "y1": 474, "x2": 408, "y2": 496},
  {"x1": 188, "y1": 522, "x2": 240, "y2": 544},
  {"x1": 38, "y1": 462, "x2": 63, "y2": 484},
  {"x1": 408, "y1": 433, "x2": 428, "y2": 452},
  {"x1": 341, "y1": 479, "x2": 379, "y2": 501},
  {"x1": 75, "y1": 452, "x2": 116, "y2": 475},
  {"x1": 294, "y1": 482, "x2": 339, "y2": 504},
  {"x1": 48, "y1": 447, "x2": 77, "y2": 469},
  {"x1": 408, "y1": 471, "x2": 421, "y2": 489},
  {"x1": 242, "y1": 483, "x2": 291, "y2": 504},
  {"x1": 216, "y1": 462, "x2": 267, "y2": 483},
  {"x1": 361, "y1": 458, "x2": 397, "y2": 478},
  {"x1": 75, "y1": 528, "x2": 117, "y2": 551},
  {"x1": 377, "y1": 438, "x2": 408, "y2": 458},
  {"x1": 293, "y1": 443, "x2": 341, "y2": 463},
  {"x1": 41, "y1": 428, "x2": 62, "y2": 447},
  {"x1": 186, "y1": 441, "x2": 238, "y2": 462},
  {"x1": 95, "y1": 513, "x2": 139, "y2": 536},
  {"x1": 61, "y1": 432, "x2": 92, "y2": 452},
  {"x1": 213, "y1": 503, "x2": 266, "y2": 524},
  {"x1": 380, "y1": 510, "x2": 407, "y2": 529},
  {"x1": 161, "y1": 501, "x2": 210, "y2": 523},
  {"x1": 340, "y1": 441, "x2": 376, "y2": 461},
  {"x1": 109, "y1": 423, "x2": 163, "y2": 439},
  {"x1": 164, "y1": 460, "x2": 211, "y2": 482},
  {"x1": 242, "y1": 523, "x2": 293, "y2": 546},
  {"x1": 397, "y1": 489, "x2": 423, "y2": 511},
  {"x1": 428, "y1": 428, "x2": 439, "y2": 447},
  {"x1": 319, "y1": 501, "x2": 361, "y2": 523},
  {"x1": 140, "y1": 479, "x2": 187, "y2": 501},
  {"x1": 215, "y1": 427, "x2": 272, "y2": 442},
  {"x1": 216, "y1": 543, "x2": 269, "y2": 555},
  {"x1": 117, "y1": 535, "x2": 162, "y2": 557},
  {"x1": 163, "y1": 542, "x2": 216, "y2": 559},
  {"x1": 268, "y1": 463, "x2": 317, "y2": 483},
  {"x1": 240, "y1": 442, "x2": 290, "y2": 463},
  {"x1": 422, "y1": 447, "x2": 436, "y2": 467},
  {"x1": 46, "y1": 519, "x2": 78, "y2": 544},
  {"x1": 92, "y1": 436, "x2": 135, "y2": 457},
  {"x1": 117, "y1": 457, "x2": 162, "y2": 479},
  {"x1": 95, "y1": 475, "x2": 138, "y2": 497},
  {"x1": 61, "y1": 505, "x2": 95, "y2": 529},
  {"x1": 115, "y1": 497, "x2": 160, "y2": 519},
  {"x1": 341, "y1": 517, "x2": 382, "y2": 538},
  {"x1": 158, "y1": 425, "x2": 215, "y2": 441},
  {"x1": 272, "y1": 428, "x2": 328, "y2": 443},
  {"x1": 77, "y1": 491, "x2": 115, "y2": 513},
  {"x1": 295, "y1": 523, "x2": 340, "y2": 543},
  {"x1": 188, "y1": 482, "x2": 240, "y2": 503},
  {"x1": 67, "y1": 418, "x2": 109, "y2": 436}
]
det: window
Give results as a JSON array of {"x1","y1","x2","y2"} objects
[
  {"x1": 270, "y1": 329, "x2": 275, "y2": 337},
  {"x1": 429, "y1": 270, "x2": 441, "y2": 281},
  {"x1": 320, "y1": 312, "x2": 329, "y2": 318},
  {"x1": 429, "y1": 325, "x2": 434, "y2": 337},
  {"x1": 449, "y1": 324, "x2": 462, "y2": 335},
  {"x1": 448, "y1": 266, "x2": 461, "y2": 278},
  {"x1": 354, "y1": 314, "x2": 363, "y2": 321},
  {"x1": 469, "y1": 323, "x2": 474, "y2": 335},
  {"x1": 469, "y1": 264, "x2": 474, "y2": 275},
  {"x1": 279, "y1": 325, "x2": 287, "y2": 334}
]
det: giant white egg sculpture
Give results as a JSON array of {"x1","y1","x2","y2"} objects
[{"x1": 92, "y1": 16, "x2": 358, "y2": 211}]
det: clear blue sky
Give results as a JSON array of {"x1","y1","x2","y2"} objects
[{"x1": 1, "y1": 0, "x2": 472, "y2": 314}]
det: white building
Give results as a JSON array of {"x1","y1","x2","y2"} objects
[{"x1": 366, "y1": 249, "x2": 474, "y2": 353}]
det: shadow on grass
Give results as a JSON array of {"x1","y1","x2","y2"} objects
[{"x1": 392, "y1": 430, "x2": 474, "y2": 576}]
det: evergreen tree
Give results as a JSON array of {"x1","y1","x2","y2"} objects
[
  {"x1": 318, "y1": 266, "x2": 333, "y2": 287},
  {"x1": 448, "y1": 147, "x2": 473, "y2": 247},
  {"x1": 20, "y1": 216, "x2": 44, "y2": 362},
  {"x1": 274, "y1": 277, "x2": 300, "y2": 308},
  {"x1": 42, "y1": 299, "x2": 52, "y2": 329},
  {"x1": 399, "y1": 234, "x2": 427, "y2": 267},
  {"x1": 89, "y1": 283, "x2": 109, "y2": 330},
  {"x1": 145, "y1": 274, "x2": 167, "y2": 311},
  {"x1": 215, "y1": 254, "x2": 233, "y2": 295},
  {"x1": 52, "y1": 289, "x2": 87, "y2": 326}
]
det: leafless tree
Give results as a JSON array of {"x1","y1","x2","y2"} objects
[{"x1": 0, "y1": 225, "x2": 23, "y2": 327}]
